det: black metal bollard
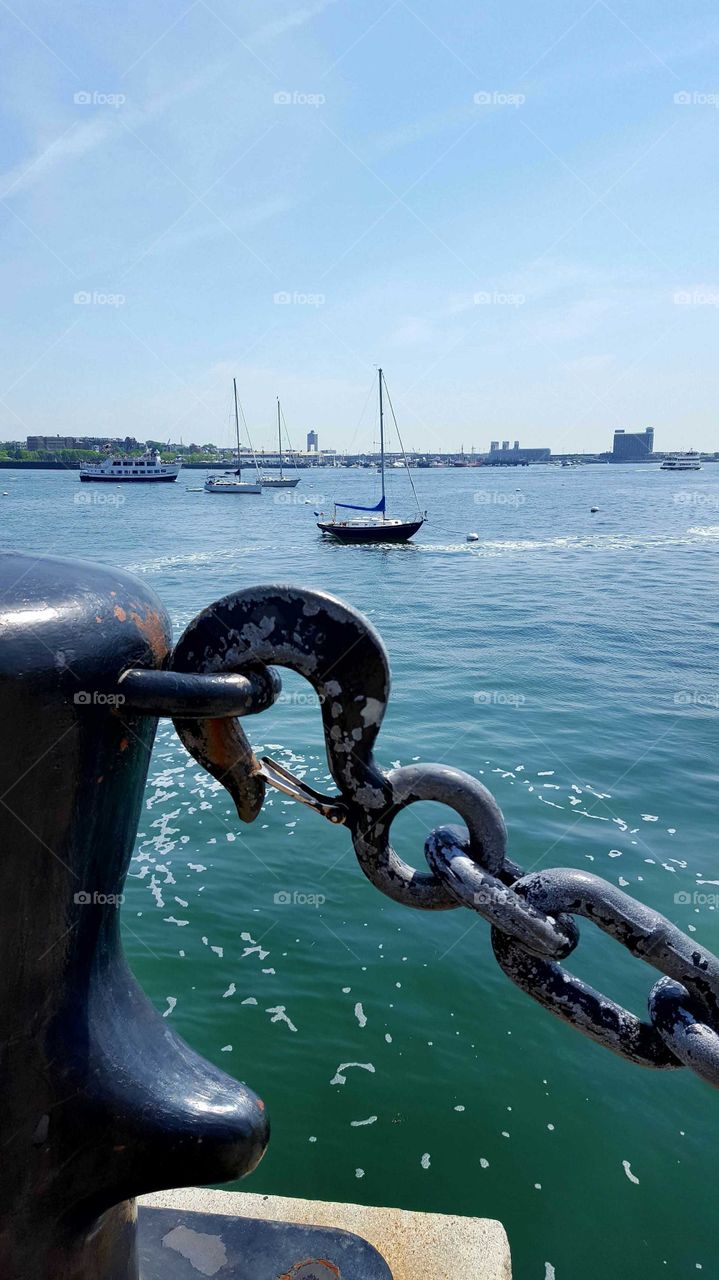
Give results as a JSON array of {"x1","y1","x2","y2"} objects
[{"x1": 0, "y1": 552, "x2": 269, "y2": 1280}]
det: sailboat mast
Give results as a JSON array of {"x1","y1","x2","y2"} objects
[
  {"x1": 378, "y1": 367, "x2": 386, "y2": 519},
  {"x1": 233, "y1": 378, "x2": 241, "y2": 478},
  {"x1": 277, "y1": 398, "x2": 283, "y2": 480}
]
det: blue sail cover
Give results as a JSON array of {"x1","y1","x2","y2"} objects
[{"x1": 335, "y1": 496, "x2": 386, "y2": 513}]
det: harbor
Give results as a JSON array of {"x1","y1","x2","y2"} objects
[
  {"x1": 3, "y1": 461, "x2": 719, "y2": 1276},
  {"x1": 2, "y1": 0, "x2": 718, "y2": 1273}
]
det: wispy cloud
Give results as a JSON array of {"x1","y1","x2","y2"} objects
[
  {"x1": 0, "y1": 117, "x2": 114, "y2": 199},
  {"x1": 370, "y1": 104, "x2": 478, "y2": 158},
  {"x1": 0, "y1": 0, "x2": 337, "y2": 202},
  {"x1": 0, "y1": 71, "x2": 214, "y2": 200},
  {"x1": 250, "y1": 0, "x2": 338, "y2": 45},
  {"x1": 148, "y1": 194, "x2": 298, "y2": 257}
]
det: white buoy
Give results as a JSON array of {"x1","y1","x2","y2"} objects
[
  {"x1": 466, "y1": 532, "x2": 479, "y2": 542},
  {"x1": 590, "y1": 506, "x2": 598, "y2": 513}
]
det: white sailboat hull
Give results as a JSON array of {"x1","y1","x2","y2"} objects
[{"x1": 204, "y1": 480, "x2": 262, "y2": 494}]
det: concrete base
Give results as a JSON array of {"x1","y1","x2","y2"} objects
[{"x1": 139, "y1": 1188, "x2": 511, "y2": 1279}]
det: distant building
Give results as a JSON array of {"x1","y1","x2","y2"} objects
[
  {"x1": 487, "y1": 443, "x2": 550, "y2": 464},
  {"x1": 26, "y1": 435, "x2": 143, "y2": 452},
  {"x1": 490, "y1": 440, "x2": 499, "y2": 451},
  {"x1": 611, "y1": 428, "x2": 654, "y2": 462},
  {"x1": 307, "y1": 430, "x2": 319, "y2": 452},
  {"x1": 27, "y1": 435, "x2": 78, "y2": 450}
]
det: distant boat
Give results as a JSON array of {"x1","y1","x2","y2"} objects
[
  {"x1": 317, "y1": 369, "x2": 425, "y2": 543},
  {"x1": 260, "y1": 399, "x2": 300, "y2": 489},
  {"x1": 79, "y1": 448, "x2": 180, "y2": 482},
  {"x1": 660, "y1": 452, "x2": 702, "y2": 471},
  {"x1": 204, "y1": 380, "x2": 262, "y2": 495}
]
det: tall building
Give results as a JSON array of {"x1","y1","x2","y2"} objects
[
  {"x1": 501, "y1": 439, "x2": 509, "y2": 450},
  {"x1": 490, "y1": 440, "x2": 499, "y2": 451},
  {"x1": 611, "y1": 428, "x2": 654, "y2": 462},
  {"x1": 307, "y1": 430, "x2": 318, "y2": 452}
]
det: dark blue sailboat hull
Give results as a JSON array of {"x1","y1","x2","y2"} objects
[{"x1": 317, "y1": 518, "x2": 423, "y2": 543}]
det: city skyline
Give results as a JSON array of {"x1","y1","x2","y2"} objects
[
  {"x1": 1, "y1": 2, "x2": 719, "y2": 450},
  {"x1": 7, "y1": 425, "x2": 714, "y2": 461}
]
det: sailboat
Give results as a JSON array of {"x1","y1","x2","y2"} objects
[
  {"x1": 204, "y1": 379, "x2": 263, "y2": 495},
  {"x1": 316, "y1": 369, "x2": 425, "y2": 543},
  {"x1": 259, "y1": 399, "x2": 300, "y2": 489}
]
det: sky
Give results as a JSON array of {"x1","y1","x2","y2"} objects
[{"x1": 1, "y1": 0, "x2": 718, "y2": 454}]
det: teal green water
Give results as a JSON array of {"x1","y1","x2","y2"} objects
[{"x1": 3, "y1": 464, "x2": 718, "y2": 1278}]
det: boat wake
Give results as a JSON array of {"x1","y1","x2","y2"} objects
[
  {"x1": 419, "y1": 526, "x2": 719, "y2": 557},
  {"x1": 124, "y1": 547, "x2": 256, "y2": 574}
]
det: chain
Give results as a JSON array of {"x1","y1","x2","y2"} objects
[{"x1": 117, "y1": 584, "x2": 719, "y2": 1090}]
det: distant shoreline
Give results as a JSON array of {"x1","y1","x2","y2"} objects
[{"x1": 0, "y1": 457, "x2": 715, "y2": 472}]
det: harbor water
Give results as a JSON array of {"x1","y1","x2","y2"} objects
[{"x1": 2, "y1": 462, "x2": 718, "y2": 1279}]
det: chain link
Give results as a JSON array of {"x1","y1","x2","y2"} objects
[{"x1": 124, "y1": 584, "x2": 719, "y2": 1091}]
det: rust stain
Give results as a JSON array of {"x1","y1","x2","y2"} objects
[
  {"x1": 203, "y1": 719, "x2": 239, "y2": 768},
  {"x1": 279, "y1": 1262, "x2": 341, "y2": 1280},
  {"x1": 95, "y1": 615, "x2": 103, "y2": 624},
  {"x1": 113, "y1": 606, "x2": 127, "y2": 622},
  {"x1": 128, "y1": 604, "x2": 170, "y2": 662},
  {"x1": 256, "y1": 1097, "x2": 266, "y2": 1112},
  {"x1": 119, "y1": 738, "x2": 129, "y2": 752}
]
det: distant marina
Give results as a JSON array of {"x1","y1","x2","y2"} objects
[{"x1": 1, "y1": 423, "x2": 717, "y2": 472}]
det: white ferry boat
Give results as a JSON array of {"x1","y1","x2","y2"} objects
[
  {"x1": 79, "y1": 450, "x2": 181, "y2": 483},
  {"x1": 660, "y1": 452, "x2": 702, "y2": 471}
]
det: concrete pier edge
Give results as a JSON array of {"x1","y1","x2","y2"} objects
[{"x1": 139, "y1": 1187, "x2": 512, "y2": 1278}]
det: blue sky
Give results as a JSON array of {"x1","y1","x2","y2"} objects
[{"x1": 1, "y1": 0, "x2": 718, "y2": 452}]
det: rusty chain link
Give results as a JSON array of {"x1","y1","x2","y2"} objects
[{"x1": 116, "y1": 584, "x2": 719, "y2": 1090}]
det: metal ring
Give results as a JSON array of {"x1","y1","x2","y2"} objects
[
  {"x1": 649, "y1": 977, "x2": 719, "y2": 1088},
  {"x1": 425, "y1": 825, "x2": 578, "y2": 960},
  {"x1": 350, "y1": 763, "x2": 508, "y2": 911}
]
